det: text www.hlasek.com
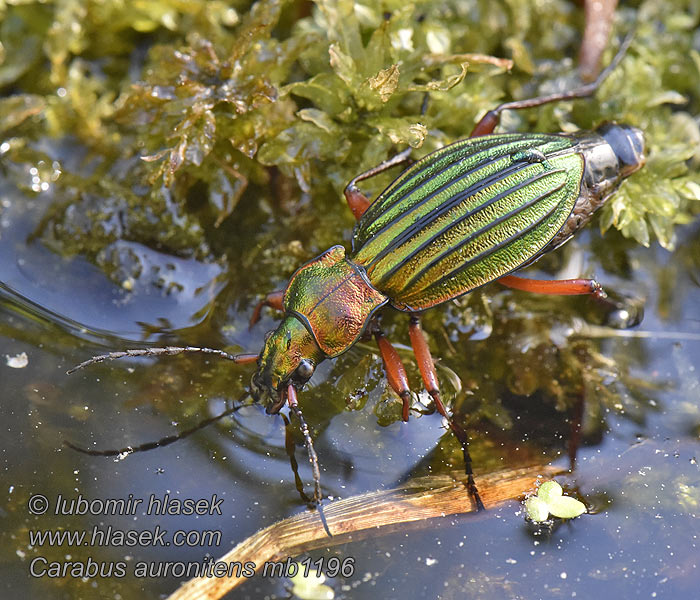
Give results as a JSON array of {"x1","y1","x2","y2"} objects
[{"x1": 29, "y1": 525, "x2": 220, "y2": 548}]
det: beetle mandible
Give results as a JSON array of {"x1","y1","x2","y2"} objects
[{"x1": 69, "y1": 37, "x2": 645, "y2": 517}]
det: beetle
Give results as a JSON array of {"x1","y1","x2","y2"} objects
[{"x1": 68, "y1": 37, "x2": 645, "y2": 521}]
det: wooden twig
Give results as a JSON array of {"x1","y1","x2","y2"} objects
[
  {"x1": 167, "y1": 464, "x2": 561, "y2": 600},
  {"x1": 580, "y1": 0, "x2": 619, "y2": 82}
]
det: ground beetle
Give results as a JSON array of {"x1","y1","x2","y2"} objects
[{"x1": 69, "y1": 36, "x2": 645, "y2": 524}]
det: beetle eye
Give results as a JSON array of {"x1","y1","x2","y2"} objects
[{"x1": 294, "y1": 359, "x2": 315, "y2": 382}]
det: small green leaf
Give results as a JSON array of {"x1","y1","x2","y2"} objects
[
  {"x1": 328, "y1": 43, "x2": 358, "y2": 88},
  {"x1": 297, "y1": 108, "x2": 341, "y2": 135},
  {"x1": 0, "y1": 95, "x2": 45, "y2": 134},
  {"x1": 367, "y1": 117, "x2": 428, "y2": 148},
  {"x1": 285, "y1": 74, "x2": 349, "y2": 116},
  {"x1": 681, "y1": 181, "x2": 700, "y2": 201},
  {"x1": 537, "y1": 480, "x2": 563, "y2": 503},
  {"x1": 525, "y1": 480, "x2": 586, "y2": 522},
  {"x1": 525, "y1": 496, "x2": 550, "y2": 522},
  {"x1": 547, "y1": 496, "x2": 587, "y2": 519}
]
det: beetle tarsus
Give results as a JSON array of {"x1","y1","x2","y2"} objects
[
  {"x1": 315, "y1": 500, "x2": 333, "y2": 539},
  {"x1": 591, "y1": 280, "x2": 607, "y2": 300}
]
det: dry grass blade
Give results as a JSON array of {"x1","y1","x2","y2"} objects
[{"x1": 167, "y1": 464, "x2": 561, "y2": 600}]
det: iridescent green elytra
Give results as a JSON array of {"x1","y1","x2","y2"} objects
[
  {"x1": 253, "y1": 123, "x2": 645, "y2": 400},
  {"x1": 352, "y1": 134, "x2": 585, "y2": 310}
]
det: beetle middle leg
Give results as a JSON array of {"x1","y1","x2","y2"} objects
[
  {"x1": 375, "y1": 325, "x2": 485, "y2": 511},
  {"x1": 408, "y1": 316, "x2": 484, "y2": 511}
]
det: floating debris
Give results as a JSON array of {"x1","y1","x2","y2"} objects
[
  {"x1": 525, "y1": 480, "x2": 586, "y2": 522},
  {"x1": 5, "y1": 352, "x2": 28, "y2": 369}
]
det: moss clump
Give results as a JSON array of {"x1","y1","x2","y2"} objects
[{"x1": 1, "y1": 0, "x2": 698, "y2": 269}]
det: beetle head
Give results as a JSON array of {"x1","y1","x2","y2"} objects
[{"x1": 251, "y1": 315, "x2": 325, "y2": 412}]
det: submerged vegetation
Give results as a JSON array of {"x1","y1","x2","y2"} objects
[{"x1": 2, "y1": 3, "x2": 700, "y2": 598}]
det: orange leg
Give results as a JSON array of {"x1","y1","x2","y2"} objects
[
  {"x1": 408, "y1": 316, "x2": 484, "y2": 511},
  {"x1": 344, "y1": 149, "x2": 413, "y2": 220},
  {"x1": 498, "y1": 274, "x2": 643, "y2": 328},
  {"x1": 249, "y1": 290, "x2": 285, "y2": 327},
  {"x1": 375, "y1": 331, "x2": 412, "y2": 422},
  {"x1": 498, "y1": 274, "x2": 606, "y2": 298}
]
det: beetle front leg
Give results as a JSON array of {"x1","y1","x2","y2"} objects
[
  {"x1": 408, "y1": 316, "x2": 485, "y2": 511},
  {"x1": 344, "y1": 148, "x2": 414, "y2": 220},
  {"x1": 374, "y1": 331, "x2": 413, "y2": 422},
  {"x1": 249, "y1": 290, "x2": 285, "y2": 327},
  {"x1": 470, "y1": 33, "x2": 633, "y2": 137},
  {"x1": 286, "y1": 384, "x2": 332, "y2": 537}
]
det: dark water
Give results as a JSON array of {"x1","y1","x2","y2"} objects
[{"x1": 1, "y1": 166, "x2": 699, "y2": 600}]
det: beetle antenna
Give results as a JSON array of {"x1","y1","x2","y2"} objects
[
  {"x1": 287, "y1": 384, "x2": 333, "y2": 538},
  {"x1": 67, "y1": 346, "x2": 259, "y2": 374},
  {"x1": 64, "y1": 390, "x2": 252, "y2": 457}
]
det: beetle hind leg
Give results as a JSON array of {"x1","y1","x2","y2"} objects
[
  {"x1": 408, "y1": 317, "x2": 485, "y2": 511},
  {"x1": 498, "y1": 274, "x2": 607, "y2": 297},
  {"x1": 470, "y1": 33, "x2": 633, "y2": 137},
  {"x1": 498, "y1": 274, "x2": 643, "y2": 328}
]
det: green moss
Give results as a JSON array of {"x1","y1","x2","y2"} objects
[{"x1": 1, "y1": 0, "x2": 697, "y2": 266}]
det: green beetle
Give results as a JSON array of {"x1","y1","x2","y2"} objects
[
  {"x1": 69, "y1": 38, "x2": 645, "y2": 515},
  {"x1": 254, "y1": 123, "x2": 645, "y2": 406}
]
